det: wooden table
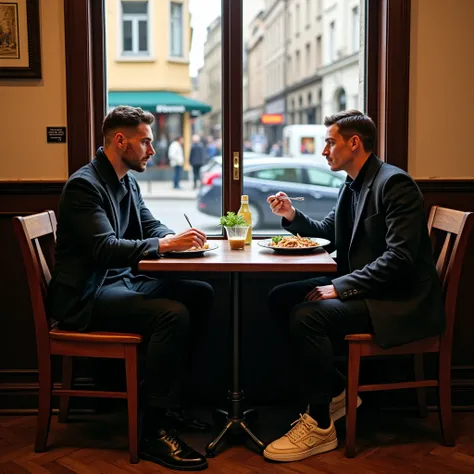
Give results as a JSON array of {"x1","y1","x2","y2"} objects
[{"x1": 138, "y1": 240, "x2": 337, "y2": 455}]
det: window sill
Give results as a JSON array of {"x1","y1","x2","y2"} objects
[
  {"x1": 116, "y1": 56, "x2": 156, "y2": 63},
  {"x1": 168, "y1": 56, "x2": 189, "y2": 64}
]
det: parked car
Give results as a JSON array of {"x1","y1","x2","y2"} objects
[{"x1": 197, "y1": 157, "x2": 345, "y2": 229}]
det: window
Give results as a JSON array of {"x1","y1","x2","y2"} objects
[
  {"x1": 306, "y1": 43, "x2": 311, "y2": 75},
  {"x1": 329, "y1": 21, "x2": 336, "y2": 62},
  {"x1": 170, "y1": 2, "x2": 183, "y2": 58},
  {"x1": 336, "y1": 88, "x2": 347, "y2": 111},
  {"x1": 295, "y1": 3, "x2": 300, "y2": 36},
  {"x1": 248, "y1": 167, "x2": 303, "y2": 183},
  {"x1": 307, "y1": 168, "x2": 344, "y2": 188},
  {"x1": 352, "y1": 6, "x2": 360, "y2": 52},
  {"x1": 121, "y1": 1, "x2": 149, "y2": 56},
  {"x1": 316, "y1": 35, "x2": 322, "y2": 68}
]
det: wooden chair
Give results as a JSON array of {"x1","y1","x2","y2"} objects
[
  {"x1": 344, "y1": 206, "x2": 474, "y2": 457},
  {"x1": 13, "y1": 211, "x2": 143, "y2": 463}
]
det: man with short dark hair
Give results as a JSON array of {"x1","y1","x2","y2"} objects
[
  {"x1": 49, "y1": 106, "x2": 212, "y2": 470},
  {"x1": 263, "y1": 109, "x2": 444, "y2": 463}
]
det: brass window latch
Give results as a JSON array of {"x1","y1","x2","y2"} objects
[{"x1": 233, "y1": 152, "x2": 240, "y2": 180}]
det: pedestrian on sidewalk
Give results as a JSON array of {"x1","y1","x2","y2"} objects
[
  {"x1": 168, "y1": 136, "x2": 184, "y2": 189},
  {"x1": 189, "y1": 134, "x2": 206, "y2": 189}
]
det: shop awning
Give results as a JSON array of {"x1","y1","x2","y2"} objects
[{"x1": 108, "y1": 91, "x2": 212, "y2": 116}]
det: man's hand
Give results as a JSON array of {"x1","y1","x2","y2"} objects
[
  {"x1": 159, "y1": 228, "x2": 207, "y2": 253},
  {"x1": 267, "y1": 191, "x2": 296, "y2": 222},
  {"x1": 305, "y1": 284, "x2": 338, "y2": 302}
]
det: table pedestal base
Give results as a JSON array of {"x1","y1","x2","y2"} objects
[
  {"x1": 205, "y1": 403, "x2": 265, "y2": 457},
  {"x1": 206, "y1": 272, "x2": 266, "y2": 457}
]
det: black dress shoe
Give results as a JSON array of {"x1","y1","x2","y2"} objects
[
  {"x1": 140, "y1": 428, "x2": 208, "y2": 471},
  {"x1": 164, "y1": 408, "x2": 212, "y2": 432}
]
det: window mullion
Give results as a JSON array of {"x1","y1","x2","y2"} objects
[{"x1": 223, "y1": 0, "x2": 243, "y2": 216}]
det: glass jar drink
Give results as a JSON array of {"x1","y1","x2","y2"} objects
[{"x1": 224, "y1": 226, "x2": 249, "y2": 250}]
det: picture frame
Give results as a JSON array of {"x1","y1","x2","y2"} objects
[{"x1": 0, "y1": 0, "x2": 41, "y2": 78}]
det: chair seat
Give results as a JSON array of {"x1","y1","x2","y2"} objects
[
  {"x1": 345, "y1": 333, "x2": 374, "y2": 342},
  {"x1": 50, "y1": 328, "x2": 142, "y2": 344},
  {"x1": 345, "y1": 333, "x2": 440, "y2": 356}
]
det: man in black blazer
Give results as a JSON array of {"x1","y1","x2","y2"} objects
[
  {"x1": 263, "y1": 110, "x2": 444, "y2": 463},
  {"x1": 49, "y1": 106, "x2": 212, "y2": 471}
]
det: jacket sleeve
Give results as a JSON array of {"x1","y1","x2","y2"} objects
[
  {"x1": 332, "y1": 174, "x2": 425, "y2": 299},
  {"x1": 135, "y1": 181, "x2": 176, "y2": 241},
  {"x1": 61, "y1": 177, "x2": 163, "y2": 269},
  {"x1": 282, "y1": 208, "x2": 336, "y2": 242}
]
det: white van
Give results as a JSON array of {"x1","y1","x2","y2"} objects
[{"x1": 283, "y1": 125, "x2": 327, "y2": 162}]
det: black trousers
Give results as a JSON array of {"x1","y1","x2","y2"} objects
[
  {"x1": 269, "y1": 276, "x2": 371, "y2": 406},
  {"x1": 90, "y1": 275, "x2": 214, "y2": 409},
  {"x1": 192, "y1": 164, "x2": 202, "y2": 188}
]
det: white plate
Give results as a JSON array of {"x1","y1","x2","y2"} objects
[
  {"x1": 257, "y1": 237, "x2": 330, "y2": 254},
  {"x1": 163, "y1": 243, "x2": 219, "y2": 258}
]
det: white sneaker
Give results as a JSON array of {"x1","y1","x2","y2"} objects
[
  {"x1": 305, "y1": 390, "x2": 362, "y2": 422},
  {"x1": 264, "y1": 413, "x2": 338, "y2": 462},
  {"x1": 330, "y1": 390, "x2": 362, "y2": 422}
]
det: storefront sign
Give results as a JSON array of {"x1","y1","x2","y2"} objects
[
  {"x1": 156, "y1": 105, "x2": 186, "y2": 113},
  {"x1": 261, "y1": 113, "x2": 284, "y2": 125}
]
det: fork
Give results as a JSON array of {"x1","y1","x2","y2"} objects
[{"x1": 276, "y1": 196, "x2": 305, "y2": 201}]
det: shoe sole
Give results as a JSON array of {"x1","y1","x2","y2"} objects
[
  {"x1": 331, "y1": 396, "x2": 362, "y2": 422},
  {"x1": 140, "y1": 452, "x2": 208, "y2": 471},
  {"x1": 264, "y1": 438, "x2": 338, "y2": 462}
]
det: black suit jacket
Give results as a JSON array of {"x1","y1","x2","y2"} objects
[
  {"x1": 48, "y1": 148, "x2": 175, "y2": 330},
  {"x1": 284, "y1": 154, "x2": 445, "y2": 348}
]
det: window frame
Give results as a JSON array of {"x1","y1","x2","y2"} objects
[
  {"x1": 118, "y1": 0, "x2": 151, "y2": 58},
  {"x1": 64, "y1": 0, "x2": 411, "y2": 211},
  {"x1": 169, "y1": 1, "x2": 184, "y2": 59}
]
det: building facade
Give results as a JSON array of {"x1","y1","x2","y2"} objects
[
  {"x1": 195, "y1": 16, "x2": 222, "y2": 139},
  {"x1": 105, "y1": 0, "x2": 211, "y2": 168},
  {"x1": 193, "y1": 0, "x2": 362, "y2": 149}
]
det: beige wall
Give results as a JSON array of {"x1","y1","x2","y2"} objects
[
  {"x1": 0, "y1": 0, "x2": 67, "y2": 181},
  {"x1": 408, "y1": 0, "x2": 474, "y2": 179}
]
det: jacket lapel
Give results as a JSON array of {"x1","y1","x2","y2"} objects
[
  {"x1": 128, "y1": 181, "x2": 144, "y2": 239},
  {"x1": 92, "y1": 150, "x2": 120, "y2": 234},
  {"x1": 349, "y1": 155, "x2": 383, "y2": 250}
]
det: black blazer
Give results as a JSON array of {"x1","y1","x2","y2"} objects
[
  {"x1": 48, "y1": 149, "x2": 175, "y2": 331},
  {"x1": 284, "y1": 154, "x2": 445, "y2": 348}
]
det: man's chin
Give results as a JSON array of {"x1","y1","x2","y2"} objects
[{"x1": 130, "y1": 164, "x2": 147, "y2": 173}]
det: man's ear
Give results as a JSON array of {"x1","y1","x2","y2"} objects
[
  {"x1": 115, "y1": 132, "x2": 126, "y2": 148},
  {"x1": 351, "y1": 136, "x2": 359, "y2": 150}
]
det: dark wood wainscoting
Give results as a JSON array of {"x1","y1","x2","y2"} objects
[{"x1": 1, "y1": 180, "x2": 473, "y2": 413}]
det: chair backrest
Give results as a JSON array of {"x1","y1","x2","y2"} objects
[
  {"x1": 427, "y1": 206, "x2": 474, "y2": 350},
  {"x1": 12, "y1": 211, "x2": 58, "y2": 354}
]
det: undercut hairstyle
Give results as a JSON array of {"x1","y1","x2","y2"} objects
[
  {"x1": 324, "y1": 109, "x2": 376, "y2": 152},
  {"x1": 102, "y1": 106, "x2": 155, "y2": 144}
]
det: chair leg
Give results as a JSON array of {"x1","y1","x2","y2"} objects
[
  {"x1": 414, "y1": 354, "x2": 428, "y2": 418},
  {"x1": 125, "y1": 346, "x2": 139, "y2": 463},
  {"x1": 59, "y1": 356, "x2": 73, "y2": 423},
  {"x1": 346, "y1": 343, "x2": 361, "y2": 458},
  {"x1": 438, "y1": 353, "x2": 455, "y2": 446},
  {"x1": 35, "y1": 356, "x2": 53, "y2": 452}
]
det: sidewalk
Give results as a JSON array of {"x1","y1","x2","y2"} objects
[{"x1": 138, "y1": 180, "x2": 198, "y2": 200}]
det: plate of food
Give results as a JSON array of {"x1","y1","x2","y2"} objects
[
  {"x1": 163, "y1": 243, "x2": 219, "y2": 258},
  {"x1": 257, "y1": 235, "x2": 330, "y2": 254}
]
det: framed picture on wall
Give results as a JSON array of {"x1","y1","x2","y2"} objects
[{"x1": 0, "y1": 0, "x2": 41, "y2": 78}]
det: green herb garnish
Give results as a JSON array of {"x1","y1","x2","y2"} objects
[
  {"x1": 219, "y1": 212, "x2": 248, "y2": 227},
  {"x1": 271, "y1": 235, "x2": 283, "y2": 244}
]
